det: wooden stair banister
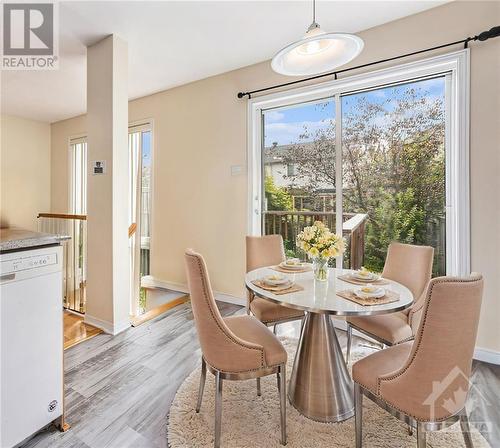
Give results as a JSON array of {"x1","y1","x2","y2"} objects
[
  {"x1": 38, "y1": 213, "x2": 87, "y2": 221},
  {"x1": 128, "y1": 223, "x2": 137, "y2": 238}
]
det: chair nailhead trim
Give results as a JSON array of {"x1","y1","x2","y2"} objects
[
  {"x1": 368, "y1": 275, "x2": 482, "y2": 421},
  {"x1": 188, "y1": 253, "x2": 265, "y2": 371}
]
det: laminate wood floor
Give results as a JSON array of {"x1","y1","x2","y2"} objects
[
  {"x1": 64, "y1": 312, "x2": 102, "y2": 350},
  {"x1": 23, "y1": 302, "x2": 499, "y2": 448}
]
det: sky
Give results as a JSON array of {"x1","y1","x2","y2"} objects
[
  {"x1": 263, "y1": 76, "x2": 445, "y2": 147},
  {"x1": 142, "y1": 130, "x2": 151, "y2": 167}
]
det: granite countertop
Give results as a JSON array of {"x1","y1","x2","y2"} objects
[{"x1": 0, "y1": 228, "x2": 71, "y2": 252}]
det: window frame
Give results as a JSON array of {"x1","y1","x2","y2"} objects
[
  {"x1": 247, "y1": 50, "x2": 470, "y2": 275},
  {"x1": 68, "y1": 134, "x2": 88, "y2": 215},
  {"x1": 128, "y1": 119, "x2": 154, "y2": 264}
]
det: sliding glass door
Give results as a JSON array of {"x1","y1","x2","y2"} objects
[
  {"x1": 262, "y1": 99, "x2": 337, "y2": 261},
  {"x1": 341, "y1": 77, "x2": 446, "y2": 275},
  {"x1": 260, "y1": 76, "x2": 447, "y2": 275}
]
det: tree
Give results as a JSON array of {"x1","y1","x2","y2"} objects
[
  {"x1": 279, "y1": 84, "x2": 446, "y2": 273},
  {"x1": 264, "y1": 175, "x2": 293, "y2": 211}
]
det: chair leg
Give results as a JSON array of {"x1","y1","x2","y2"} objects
[
  {"x1": 460, "y1": 409, "x2": 474, "y2": 448},
  {"x1": 256, "y1": 377, "x2": 261, "y2": 396},
  {"x1": 273, "y1": 323, "x2": 278, "y2": 335},
  {"x1": 416, "y1": 421, "x2": 426, "y2": 448},
  {"x1": 279, "y1": 364, "x2": 287, "y2": 446},
  {"x1": 346, "y1": 324, "x2": 353, "y2": 364},
  {"x1": 354, "y1": 383, "x2": 362, "y2": 448},
  {"x1": 214, "y1": 371, "x2": 223, "y2": 448},
  {"x1": 196, "y1": 358, "x2": 207, "y2": 413}
]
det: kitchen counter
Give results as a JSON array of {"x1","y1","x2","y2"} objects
[{"x1": 0, "y1": 228, "x2": 70, "y2": 252}]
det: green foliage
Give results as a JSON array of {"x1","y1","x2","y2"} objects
[
  {"x1": 264, "y1": 175, "x2": 294, "y2": 211},
  {"x1": 139, "y1": 288, "x2": 147, "y2": 312},
  {"x1": 273, "y1": 83, "x2": 447, "y2": 275},
  {"x1": 364, "y1": 188, "x2": 426, "y2": 272}
]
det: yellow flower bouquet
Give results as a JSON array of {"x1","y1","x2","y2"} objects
[{"x1": 297, "y1": 221, "x2": 345, "y2": 281}]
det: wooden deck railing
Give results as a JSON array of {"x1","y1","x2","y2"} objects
[{"x1": 263, "y1": 211, "x2": 368, "y2": 269}]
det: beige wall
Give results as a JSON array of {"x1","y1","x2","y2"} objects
[
  {"x1": 51, "y1": 114, "x2": 86, "y2": 214},
  {"x1": 1, "y1": 115, "x2": 51, "y2": 230},
  {"x1": 51, "y1": 1, "x2": 500, "y2": 352}
]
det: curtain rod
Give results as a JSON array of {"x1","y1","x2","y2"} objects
[{"x1": 237, "y1": 26, "x2": 500, "y2": 99}]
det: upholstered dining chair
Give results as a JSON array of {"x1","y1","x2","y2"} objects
[
  {"x1": 345, "y1": 242, "x2": 434, "y2": 364},
  {"x1": 184, "y1": 249, "x2": 287, "y2": 448},
  {"x1": 352, "y1": 274, "x2": 483, "y2": 448},
  {"x1": 246, "y1": 235, "x2": 305, "y2": 331}
]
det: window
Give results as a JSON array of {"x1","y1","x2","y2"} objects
[
  {"x1": 67, "y1": 136, "x2": 87, "y2": 313},
  {"x1": 249, "y1": 51, "x2": 470, "y2": 276},
  {"x1": 69, "y1": 137, "x2": 87, "y2": 214},
  {"x1": 263, "y1": 100, "x2": 337, "y2": 260},
  {"x1": 129, "y1": 123, "x2": 153, "y2": 316}
]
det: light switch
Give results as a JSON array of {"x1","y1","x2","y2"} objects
[{"x1": 231, "y1": 165, "x2": 243, "y2": 176}]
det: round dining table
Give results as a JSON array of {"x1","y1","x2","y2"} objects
[{"x1": 245, "y1": 266, "x2": 414, "y2": 423}]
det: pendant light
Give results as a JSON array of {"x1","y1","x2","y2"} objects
[{"x1": 271, "y1": 0, "x2": 364, "y2": 76}]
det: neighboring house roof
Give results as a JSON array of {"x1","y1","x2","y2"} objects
[{"x1": 264, "y1": 141, "x2": 333, "y2": 165}]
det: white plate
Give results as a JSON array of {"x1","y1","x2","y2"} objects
[
  {"x1": 352, "y1": 271, "x2": 380, "y2": 281},
  {"x1": 354, "y1": 287, "x2": 385, "y2": 299},
  {"x1": 263, "y1": 274, "x2": 289, "y2": 286},
  {"x1": 263, "y1": 280, "x2": 295, "y2": 291},
  {"x1": 279, "y1": 261, "x2": 305, "y2": 270}
]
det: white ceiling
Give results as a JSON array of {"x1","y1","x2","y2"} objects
[{"x1": 1, "y1": 1, "x2": 448, "y2": 123}]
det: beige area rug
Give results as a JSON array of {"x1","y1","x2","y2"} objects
[{"x1": 167, "y1": 337, "x2": 490, "y2": 448}]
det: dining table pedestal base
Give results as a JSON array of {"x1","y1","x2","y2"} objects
[{"x1": 288, "y1": 312, "x2": 354, "y2": 423}]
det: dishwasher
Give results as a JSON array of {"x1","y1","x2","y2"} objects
[{"x1": 0, "y1": 244, "x2": 64, "y2": 448}]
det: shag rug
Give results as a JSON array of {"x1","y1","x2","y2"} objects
[{"x1": 167, "y1": 337, "x2": 490, "y2": 448}]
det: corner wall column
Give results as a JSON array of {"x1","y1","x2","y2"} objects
[{"x1": 85, "y1": 35, "x2": 130, "y2": 334}]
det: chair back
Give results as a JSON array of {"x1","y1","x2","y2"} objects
[
  {"x1": 184, "y1": 249, "x2": 264, "y2": 372},
  {"x1": 382, "y1": 242, "x2": 434, "y2": 300},
  {"x1": 378, "y1": 274, "x2": 483, "y2": 421},
  {"x1": 246, "y1": 235, "x2": 285, "y2": 273}
]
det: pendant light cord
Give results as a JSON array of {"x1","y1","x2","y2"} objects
[
  {"x1": 312, "y1": 0, "x2": 316, "y2": 24},
  {"x1": 237, "y1": 25, "x2": 500, "y2": 99}
]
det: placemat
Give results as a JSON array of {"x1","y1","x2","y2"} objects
[
  {"x1": 337, "y1": 289, "x2": 400, "y2": 306},
  {"x1": 252, "y1": 280, "x2": 304, "y2": 295},
  {"x1": 337, "y1": 273, "x2": 390, "y2": 286},
  {"x1": 272, "y1": 264, "x2": 312, "y2": 274}
]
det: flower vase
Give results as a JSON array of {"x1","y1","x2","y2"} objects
[{"x1": 312, "y1": 257, "x2": 329, "y2": 281}]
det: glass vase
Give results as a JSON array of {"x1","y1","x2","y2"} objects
[{"x1": 312, "y1": 257, "x2": 329, "y2": 281}]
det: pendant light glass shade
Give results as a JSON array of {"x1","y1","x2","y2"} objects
[
  {"x1": 272, "y1": 29, "x2": 364, "y2": 76},
  {"x1": 271, "y1": 1, "x2": 364, "y2": 77}
]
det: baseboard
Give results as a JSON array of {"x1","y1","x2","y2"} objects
[
  {"x1": 141, "y1": 275, "x2": 246, "y2": 306},
  {"x1": 84, "y1": 314, "x2": 131, "y2": 336},
  {"x1": 141, "y1": 276, "x2": 189, "y2": 294},
  {"x1": 474, "y1": 347, "x2": 500, "y2": 365},
  {"x1": 213, "y1": 292, "x2": 245, "y2": 306}
]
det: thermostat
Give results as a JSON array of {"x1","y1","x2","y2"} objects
[{"x1": 92, "y1": 160, "x2": 106, "y2": 175}]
